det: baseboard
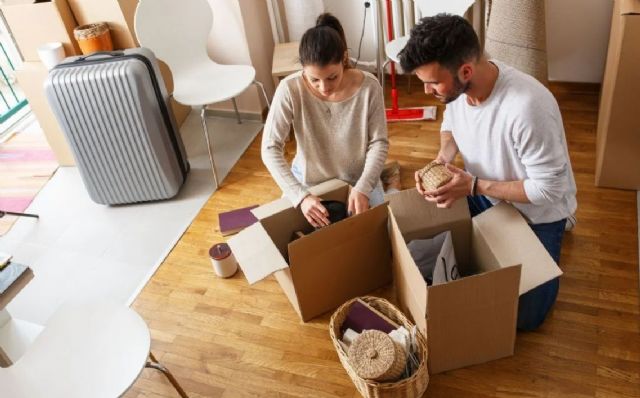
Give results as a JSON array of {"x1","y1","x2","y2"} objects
[{"x1": 204, "y1": 108, "x2": 264, "y2": 122}]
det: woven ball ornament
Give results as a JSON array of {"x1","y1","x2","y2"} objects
[
  {"x1": 418, "y1": 161, "x2": 453, "y2": 192},
  {"x1": 347, "y1": 330, "x2": 406, "y2": 382}
]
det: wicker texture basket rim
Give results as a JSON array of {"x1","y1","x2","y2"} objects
[
  {"x1": 329, "y1": 296, "x2": 429, "y2": 398},
  {"x1": 74, "y1": 23, "x2": 110, "y2": 40}
]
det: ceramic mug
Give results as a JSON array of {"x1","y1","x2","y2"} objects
[
  {"x1": 209, "y1": 243, "x2": 238, "y2": 278},
  {"x1": 37, "y1": 42, "x2": 65, "y2": 70}
]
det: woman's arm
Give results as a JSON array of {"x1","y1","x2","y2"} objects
[{"x1": 261, "y1": 81, "x2": 310, "y2": 207}]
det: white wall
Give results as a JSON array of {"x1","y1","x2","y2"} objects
[{"x1": 546, "y1": 0, "x2": 613, "y2": 83}]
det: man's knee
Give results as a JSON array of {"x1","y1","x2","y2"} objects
[{"x1": 517, "y1": 277, "x2": 560, "y2": 331}]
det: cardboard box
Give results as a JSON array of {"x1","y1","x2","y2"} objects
[
  {"x1": 595, "y1": 0, "x2": 640, "y2": 189},
  {"x1": 230, "y1": 181, "x2": 562, "y2": 373},
  {"x1": 158, "y1": 60, "x2": 191, "y2": 127},
  {"x1": 66, "y1": 0, "x2": 138, "y2": 50},
  {"x1": 15, "y1": 62, "x2": 75, "y2": 165},
  {"x1": 1, "y1": 0, "x2": 80, "y2": 61},
  {"x1": 386, "y1": 189, "x2": 562, "y2": 373},
  {"x1": 228, "y1": 180, "x2": 393, "y2": 322}
]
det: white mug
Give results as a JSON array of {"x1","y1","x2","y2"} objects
[
  {"x1": 209, "y1": 243, "x2": 238, "y2": 278},
  {"x1": 37, "y1": 42, "x2": 65, "y2": 70}
]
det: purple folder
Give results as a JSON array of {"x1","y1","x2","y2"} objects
[{"x1": 218, "y1": 205, "x2": 259, "y2": 236}]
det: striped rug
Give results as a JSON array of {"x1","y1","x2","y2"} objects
[{"x1": 0, "y1": 131, "x2": 58, "y2": 235}]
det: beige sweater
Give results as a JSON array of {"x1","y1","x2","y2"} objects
[{"x1": 262, "y1": 71, "x2": 389, "y2": 207}]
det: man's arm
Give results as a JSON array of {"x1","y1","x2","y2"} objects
[
  {"x1": 436, "y1": 131, "x2": 459, "y2": 163},
  {"x1": 476, "y1": 178, "x2": 530, "y2": 203}
]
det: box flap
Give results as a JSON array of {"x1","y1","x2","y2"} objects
[
  {"x1": 621, "y1": 0, "x2": 640, "y2": 15},
  {"x1": 308, "y1": 178, "x2": 349, "y2": 197},
  {"x1": 385, "y1": 188, "x2": 470, "y2": 238},
  {"x1": 472, "y1": 202, "x2": 563, "y2": 295},
  {"x1": 227, "y1": 222, "x2": 288, "y2": 284},
  {"x1": 287, "y1": 203, "x2": 392, "y2": 321},
  {"x1": 251, "y1": 197, "x2": 292, "y2": 220},
  {"x1": 427, "y1": 265, "x2": 520, "y2": 374},
  {"x1": 251, "y1": 179, "x2": 349, "y2": 220},
  {"x1": 386, "y1": 189, "x2": 473, "y2": 274},
  {"x1": 389, "y1": 208, "x2": 427, "y2": 333}
]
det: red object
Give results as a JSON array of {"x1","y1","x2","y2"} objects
[{"x1": 384, "y1": 0, "x2": 429, "y2": 122}]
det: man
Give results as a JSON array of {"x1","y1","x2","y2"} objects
[{"x1": 399, "y1": 14, "x2": 577, "y2": 331}]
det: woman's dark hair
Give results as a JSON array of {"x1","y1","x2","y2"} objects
[
  {"x1": 399, "y1": 14, "x2": 480, "y2": 73},
  {"x1": 299, "y1": 13, "x2": 349, "y2": 67}
]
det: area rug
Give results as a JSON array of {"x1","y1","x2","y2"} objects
[
  {"x1": 0, "y1": 130, "x2": 58, "y2": 236},
  {"x1": 0, "y1": 111, "x2": 263, "y2": 325}
]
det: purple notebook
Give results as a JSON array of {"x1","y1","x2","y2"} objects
[
  {"x1": 341, "y1": 299, "x2": 398, "y2": 334},
  {"x1": 218, "y1": 205, "x2": 259, "y2": 236}
]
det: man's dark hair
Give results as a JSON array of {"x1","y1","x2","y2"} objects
[
  {"x1": 299, "y1": 13, "x2": 348, "y2": 67},
  {"x1": 399, "y1": 14, "x2": 480, "y2": 73}
]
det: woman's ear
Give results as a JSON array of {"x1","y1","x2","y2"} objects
[{"x1": 343, "y1": 51, "x2": 349, "y2": 67}]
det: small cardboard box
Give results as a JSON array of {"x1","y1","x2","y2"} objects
[
  {"x1": 386, "y1": 189, "x2": 562, "y2": 374},
  {"x1": 595, "y1": 0, "x2": 640, "y2": 189},
  {"x1": 66, "y1": 0, "x2": 138, "y2": 50},
  {"x1": 228, "y1": 180, "x2": 393, "y2": 322},
  {"x1": 15, "y1": 62, "x2": 75, "y2": 165},
  {"x1": 1, "y1": 0, "x2": 81, "y2": 61}
]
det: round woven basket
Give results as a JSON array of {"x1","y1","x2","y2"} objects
[
  {"x1": 348, "y1": 330, "x2": 406, "y2": 382},
  {"x1": 329, "y1": 296, "x2": 429, "y2": 398},
  {"x1": 418, "y1": 161, "x2": 452, "y2": 192}
]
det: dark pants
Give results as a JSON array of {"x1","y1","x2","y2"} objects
[{"x1": 467, "y1": 195, "x2": 566, "y2": 331}]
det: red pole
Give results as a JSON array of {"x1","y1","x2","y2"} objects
[{"x1": 385, "y1": 0, "x2": 398, "y2": 114}]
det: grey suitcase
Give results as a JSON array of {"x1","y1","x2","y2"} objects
[{"x1": 44, "y1": 48, "x2": 189, "y2": 205}]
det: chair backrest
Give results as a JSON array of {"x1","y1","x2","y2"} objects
[{"x1": 135, "y1": 0, "x2": 213, "y2": 72}]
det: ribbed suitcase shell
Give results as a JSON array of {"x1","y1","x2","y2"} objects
[{"x1": 44, "y1": 48, "x2": 189, "y2": 205}]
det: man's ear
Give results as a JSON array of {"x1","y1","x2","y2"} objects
[{"x1": 459, "y1": 63, "x2": 474, "y2": 82}]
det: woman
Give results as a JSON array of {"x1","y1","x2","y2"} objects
[{"x1": 262, "y1": 13, "x2": 389, "y2": 228}]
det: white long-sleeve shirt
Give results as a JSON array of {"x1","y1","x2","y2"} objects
[
  {"x1": 262, "y1": 71, "x2": 389, "y2": 207},
  {"x1": 442, "y1": 60, "x2": 577, "y2": 224}
]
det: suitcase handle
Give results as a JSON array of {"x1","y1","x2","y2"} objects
[{"x1": 74, "y1": 51, "x2": 125, "y2": 62}]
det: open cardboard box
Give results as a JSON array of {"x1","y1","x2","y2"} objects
[
  {"x1": 386, "y1": 188, "x2": 562, "y2": 373},
  {"x1": 230, "y1": 180, "x2": 562, "y2": 372},
  {"x1": 228, "y1": 180, "x2": 392, "y2": 322}
]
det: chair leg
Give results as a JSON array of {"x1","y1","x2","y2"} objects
[
  {"x1": 146, "y1": 352, "x2": 189, "y2": 398},
  {"x1": 253, "y1": 80, "x2": 271, "y2": 110},
  {"x1": 200, "y1": 107, "x2": 220, "y2": 188},
  {"x1": 231, "y1": 97, "x2": 242, "y2": 124},
  {"x1": 381, "y1": 59, "x2": 390, "y2": 90}
]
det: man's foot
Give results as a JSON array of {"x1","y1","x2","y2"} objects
[
  {"x1": 381, "y1": 161, "x2": 401, "y2": 193},
  {"x1": 565, "y1": 213, "x2": 577, "y2": 232}
]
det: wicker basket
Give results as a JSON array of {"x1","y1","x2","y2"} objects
[
  {"x1": 329, "y1": 296, "x2": 429, "y2": 398},
  {"x1": 418, "y1": 161, "x2": 452, "y2": 192}
]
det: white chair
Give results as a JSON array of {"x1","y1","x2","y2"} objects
[
  {"x1": 134, "y1": 0, "x2": 270, "y2": 188},
  {"x1": 0, "y1": 299, "x2": 188, "y2": 398}
]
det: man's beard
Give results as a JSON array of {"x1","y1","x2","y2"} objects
[{"x1": 439, "y1": 75, "x2": 470, "y2": 104}]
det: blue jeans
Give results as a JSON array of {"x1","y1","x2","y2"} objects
[{"x1": 467, "y1": 195, "x2": 566, "y2": 331}]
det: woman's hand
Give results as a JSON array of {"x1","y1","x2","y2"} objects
[
  {"x1": 348, "y1": 189, "x2": 370, "y2": 216},
  {"x1": 300, "y1": 195, "x2": 330, "y2": 228}
]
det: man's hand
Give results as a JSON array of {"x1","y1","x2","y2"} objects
[
  {"x1": 422, "y1": 164, "x2": 472, "y2": 208},
  {"x1": 348, "y1": 189, "x2": 370, "y2": 216},
  {"x1": 300, "y1": 195, "x2": 330, "y2": 228}
]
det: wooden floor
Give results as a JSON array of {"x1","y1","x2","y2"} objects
[{"x1": 125, "y1": 79, "x2": 640, "y2": 398}]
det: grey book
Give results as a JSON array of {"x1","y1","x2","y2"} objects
[{"x1": 0, "y1": 262, "x2": 28, "y2": 295}]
